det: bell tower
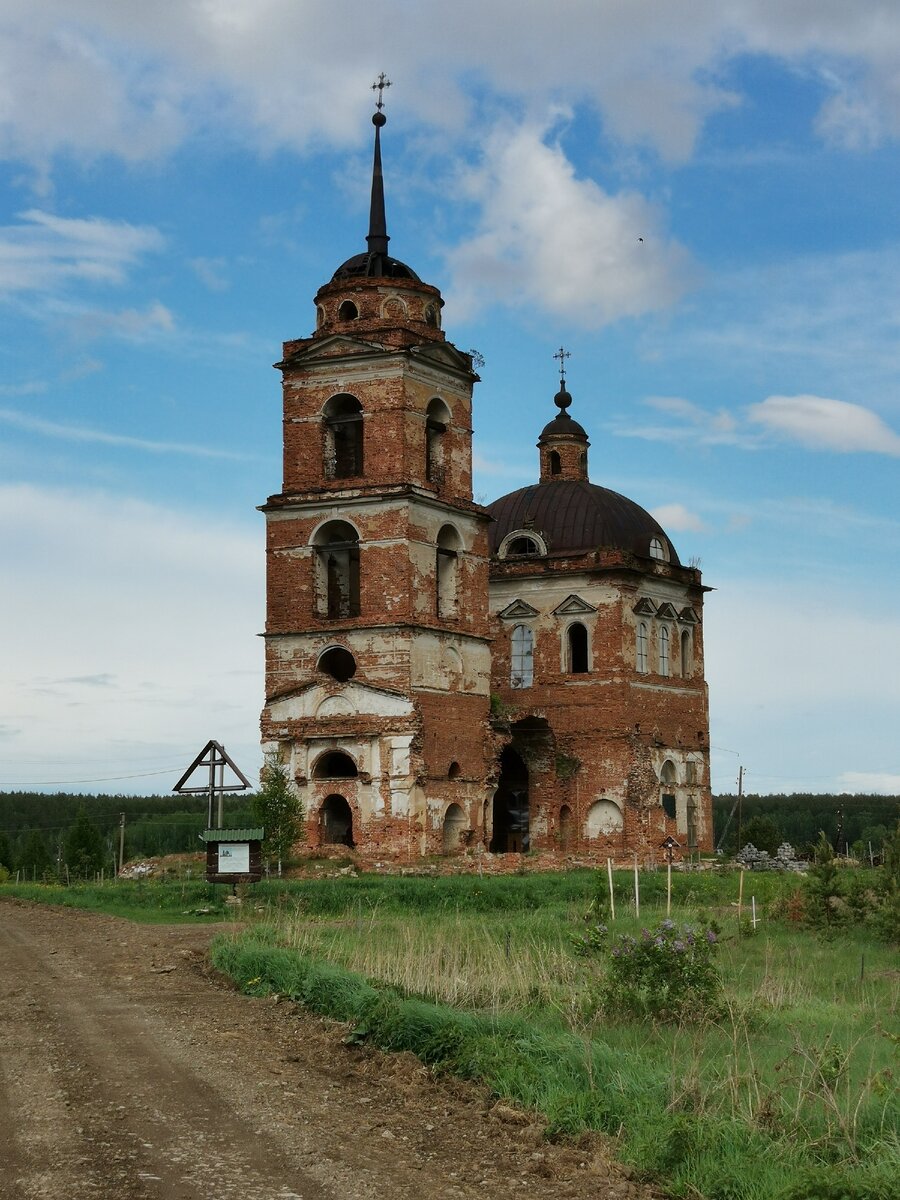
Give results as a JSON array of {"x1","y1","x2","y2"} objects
[{"x1": 260, "y1": 83, "x2": 492, "y2": 858}]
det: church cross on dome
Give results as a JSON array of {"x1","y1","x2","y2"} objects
[
  {"x1": 371, "y1": 73, "x2": 392, "y2": 111},
  {"x1": 553, "y1": 345, "x2": 571, "y2": 389}
]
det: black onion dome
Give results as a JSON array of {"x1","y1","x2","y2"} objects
[
  {"x1": 539, "y1": 411, "x2": 589, "y2": 441},
  {"x1": 331, "y1": 252, "x2": 420, "y2": 282},
  {"x1": 487, "y1": 480, "x2": 680, "y2": 563}
]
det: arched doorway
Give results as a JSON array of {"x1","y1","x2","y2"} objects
[
  {"x1": 490, "y1": 747, "x2": 529, "y2": 853},
  {"x1": 442, "y1": 803, "x2": 466, "y2": 854},
  {"x1": 320, "y1": 795, "x2": 354, "y2": 847}
]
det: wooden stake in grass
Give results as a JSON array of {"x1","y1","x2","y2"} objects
[
  {"x1": 633, "y1": 855, "x2": 640, "y2": 919},
  {"x1": 737, "y1": 869, "x2": 745, "y2": 934},
  {"x1": 607, "y1": 858, "x2": 616, "y2": 921}
]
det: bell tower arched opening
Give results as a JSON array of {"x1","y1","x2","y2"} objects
[{"x1": 321, "y1": 795, "x2": 354, "y2": 847}]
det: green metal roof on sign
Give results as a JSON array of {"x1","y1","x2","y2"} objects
[{"x1": 201, "y1": 828, "x2": 264, "y2": 843}]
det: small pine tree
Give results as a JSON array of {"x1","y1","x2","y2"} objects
[
  {"x1": 64, "y1": 808, "x2": 106, "y2": 880},
  {"x1": 803, "y1": 830, "x2": 843, "y2": 928},
  {"x1": 252, "y1": 758, "x2": 304, "y2": 876},
  {"x1": 739, "y1": 815, "x2": 781, "y2": 856}
]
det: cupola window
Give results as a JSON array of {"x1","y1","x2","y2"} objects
[
  {"x1": 507, "y1": 536, "x2": 540, "y2": 556},
  {"x1": 649, "y1": 537, "x2": 668, "y2": 561},
  {"x1": 338, "y1": 300, "x2": 358, "y2": 321},
  {"x1": 549, "y1": 450, "x2": 562, "y2": 476},
  {"x1": 313, "y1": 520, "x2": 360, "y2": 619},
  {"x1": 323, "y1": 394, "x2": 363, "y2": 479}
]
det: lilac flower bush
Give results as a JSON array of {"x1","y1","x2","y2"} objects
[{"x1": 590, "y1": 918, "x2": 722, "y2": 1021}]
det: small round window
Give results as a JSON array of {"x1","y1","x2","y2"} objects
[{"x1": 318, "y1": 646, "x2": 357, "y2": 682}]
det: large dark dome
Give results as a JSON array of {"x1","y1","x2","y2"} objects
[
  {"x1": 331, "y1": 251, "x2": 419, "y2": 282},
  {"x1": 487, "y1": 480, "x2": 679, "y2": 564}
]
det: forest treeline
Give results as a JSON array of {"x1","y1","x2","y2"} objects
[
  {"x1": 0, "y1": 791, "x2": 256, "y2": 877},
  {"x1": 0, "y1": 789, "x2": 896, "y2": 877},
  {"x1": 712, "y1": 792, "x2": 898, "y2": 857}
]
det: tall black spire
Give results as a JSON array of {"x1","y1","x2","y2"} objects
[
  {"x1": 330, "y1": 74, "x2": 420, "y2": 282},
  {"x1": 366, "y1": 74, "x2": 391, "y2": 257}
]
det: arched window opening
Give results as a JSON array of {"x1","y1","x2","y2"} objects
[
  {"x1": 659, "y1": 760, "x2": 677, "y2": 822},
  {"x1": 549, "y1": 450, "x2": 562, "y2": 475},
  {"x1": 559, "y1": 804, "x2": 573, "y2": 850},
  {"x1": 425, "y1": 398, "x2": 451, "y2": 486},
  {"x1": 313, "y1": 751, "x2": 358, "y2": 779},
  {"x1": 323, "y1": 394, "x2": 363, "y2": 479},
  {"x1": 424, "y1": 304, "x2": 438, "y2": 328},
  {"x1": 436, "y1": 524, "x2": 460, "y2": 618},
  {"x1": 510, "y1": 624, "x2": 534, "y2": 688},
  {"x1": 636, "y1": 622, "x2": 649, "y2": 673},
  {"x1": 321, "y1": 795, "x2": 354, "y2": 847},
  {"x1": 448, "y1": 761, "x2": 461, "y2": 780},
  {"x1": 680, "y1": 629, "x2": 692, "y2": 678},
  {"x1": 313, "y1": 520, "x2": 360, "y2": 619},
  {"x1": 317, "y1": 646, "x2": 357, "y2": 682},
  {"x1": 507, "y1": 536, "x2": 540, "y2": 556},
  {"x1": 658, "y1": 624, "x2": 670, "y2": 676},
  {"x1": 338, "y1": 300, "x2": 358, "y2": 321},
  {"x1": 490, "y1": 747, "x2": 529, "y2": 853},
  {"x1": 649, "y1": 536, "x2": 668, "y2": 561},
  {"x1": 316, "y1": 305, "x2": 325, "y2": 329},
  {"x1": 442, "y1": 803, "x2": 466, "y2": 854},
  {"x1": 586, "y1": 799, "x2": 624, "y2": 838},
  {"x1": 566, "y1": 622, "x2": 589, "y2": 673}
]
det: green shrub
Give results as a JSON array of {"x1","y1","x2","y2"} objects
[{"x1": 597, "y1": 918, "x2": 722, "y2": 1020}]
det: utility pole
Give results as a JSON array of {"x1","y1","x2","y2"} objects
[
  {"x1": 736, "y1": 765, "x2": 744, "y2": 851},
  {"x1": 118, "y1": 812, "x2": 125, "y2": 874}
]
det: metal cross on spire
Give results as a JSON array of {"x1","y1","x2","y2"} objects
[
  {"x1": 372, "y1": 72, "x2": 392, "y2": 111},
  {"x1": 553, "y1": 345, "x2": 571, "y2": 386}
]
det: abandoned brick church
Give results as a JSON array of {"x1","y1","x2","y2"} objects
[{"x1": 260, "y1": 99, "x2": 713, "y2": 864}]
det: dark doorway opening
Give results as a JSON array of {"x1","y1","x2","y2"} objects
[
  {"x1": 321, "y1": 795, "x2": 354, "y2": 847},
  {"x1": 490, "y1": 747, "x2": 529, "y2": 853}
]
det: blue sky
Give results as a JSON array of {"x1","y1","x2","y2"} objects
[{"x1": 1, "y1": 2, "x2": 898, "y2": 798}]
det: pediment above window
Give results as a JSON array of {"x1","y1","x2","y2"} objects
[
  {"x1": 497, "y1": 598, "x2": 540, "y2": 620},
  {"x1": 633, "y1": 597, "x2": 657, "y2": 615},
  {"x1": 678, "y1": 606, "x2": 700, "y2": 624},
  {"x1": 656, "y1": 602, "x2": 678, "y2": 620},
  {"x1": 552, "y1": 594, "x2": 596, "y2": 616}
]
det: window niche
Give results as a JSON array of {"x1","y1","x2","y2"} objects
[
  {"x1": 658, "y1": 624, "x2": 670, "y2": 677},
  {"x1": 313, "y1": 520, "x2": 360, "y2": 619},
  {"x1": 436, "y1": 524, "x2": 460, "y2": 618},
  {"x1": 680, "y1": 628, "x2": 692, "y2": 678},
  {"x1": 323, "y1": 394, "x2": 363, "y2": 479}
]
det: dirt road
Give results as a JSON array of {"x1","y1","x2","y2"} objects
[{"x1": 0, "y1": 900, "x2": 659, "y2": 1200}]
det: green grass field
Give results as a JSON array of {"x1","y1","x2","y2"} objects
[{"x1": 4, "y1": 867, "x2": 897, "y2": 1199}]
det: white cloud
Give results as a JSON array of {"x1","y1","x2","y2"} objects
[
  {"x1": 0, "y1": 209, "x2": 165, "y2": 296},
  {"x1": 2, "y1": 2, "x2": 900, "y2": 175},
  {"x1": 446, "y1": 121, "x2": 692, "y2": 326},
  {"x1": 618, "y1": 396, "x2": 744, "y2": 445},
  {"x1": 749, "y1": 395, "x2": 900, "y2": 455},
  {"x1": 652, "y1": 503, "x2": 707, "y2": 533},
  {"x1": 838, "y1": 772, "x2": 900, "y2": 794},
  {"x1": 189, "y1": 256, "x2": 230, "y2": 292},
  {"x1": 0, "y1": 407, "x2": 251, "y2": 460},
  {"x1": 0, "y1": 483, "x2": 264, "y2": 791}
]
